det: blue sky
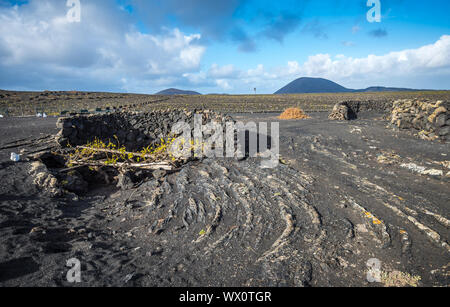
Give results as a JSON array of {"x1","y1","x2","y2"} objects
[{"x1": 0, "y1": 0, "x2": 449, "y2": 94}]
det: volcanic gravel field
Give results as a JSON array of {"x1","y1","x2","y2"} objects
[{"x1": 0, "y1": 112, "x2": 449, "y2": 287}]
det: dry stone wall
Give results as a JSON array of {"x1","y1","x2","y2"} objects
[
  {"x1": 390, "y1": 99, "x2": 449, "y2": 141},
  {"x1": 328, "y1": 102, "x2": 357, "y2": 120},
  {"x1": 344, "y1": 100, "x2": 393, "y2": 113},
  {"x1": 56, "y1": 110, "x2": 232, "y2": 151},
  {"x1": 328, "y1": 100, "x2": 392, "y2": 120}
]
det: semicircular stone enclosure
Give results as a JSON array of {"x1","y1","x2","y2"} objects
[{"x1": 55, "y1": 110, "x2": 233, "y2": 151}]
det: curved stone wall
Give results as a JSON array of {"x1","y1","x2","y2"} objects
[{"x1": 55, "y1": 110, "x2": 232, "y2": 151}]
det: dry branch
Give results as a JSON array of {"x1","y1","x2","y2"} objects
[
  {"x1": 68, "y1": 160, "x2": 173, "y2": 171},
  {"x1": 76, "y1": 146, "x2": 158, "y2": 159}
]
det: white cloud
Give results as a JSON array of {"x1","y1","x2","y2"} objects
[
  {"x1": 208, "y1": 63, "x2": 239, "y2": 79},
  {"x1": 215, "y1": 79, "x2": 232, "y2": 90},
  {"x1": 247, "y1": 64, "x2": 265, "y2": 77},
  {"x1": 0, "y1": 1, "x2": 448, "y2": 93},
  {"x1": 186, "y1": 63, "x2": 278, "y2": 91},
  {"x1": 123, "y1": 29, "x2": 205, "y2": 75},
  {"x1": 0, "y1": 0, "x2": 206, "y2": 92},
  {"x1": 296, "y1": 35, "x2": 450, "y2": 81},
  {"x1": 205, "y1": 35, "x2": 450, "y2": 92}
]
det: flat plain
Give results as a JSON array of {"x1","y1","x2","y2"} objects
[
  {"x1": 0, "y1": 90, "x2": 449, "y2": 287},
  {"x1": 1, "y1": 89, "x2": 450, "y2": 115}
]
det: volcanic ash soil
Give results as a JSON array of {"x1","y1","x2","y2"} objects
[{"x1": 0, "y1": 113, "x2": 449, "y2": 287}]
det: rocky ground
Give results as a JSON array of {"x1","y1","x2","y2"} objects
[{"x1": 0, "y1": 113, "x2": 448, "y2": 287}]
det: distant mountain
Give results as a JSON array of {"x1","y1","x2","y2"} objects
[
  {"x1": 275, "y1": 77, "x2": 428, "y2": 94},
  {"x1": 275, "y1": 77, "x2": 352, "y2": 94},
  {"x1": 156, "y1": 88, "x2": 201, "y2": 95},
  {"x1": 354, "y1": 86, "x2": 418, "y2": 92}
]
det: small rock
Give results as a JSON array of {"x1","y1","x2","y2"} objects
[
  {"x1": 438, "y1": 126, "x2": 449, "y2": 136},
  {"x1": 435, "y1": 114, "x2": 447, "y2": 127},
  {"x1": 117, "y1": 171, "x2": 134, "y2": 190},
  {"x1": 152, "y1": 169, "x2": 167, "y2": 180}
]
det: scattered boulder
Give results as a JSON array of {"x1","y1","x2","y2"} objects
[{"x1": 117, "y1": 171, "x2": 135, "y2": 190}]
